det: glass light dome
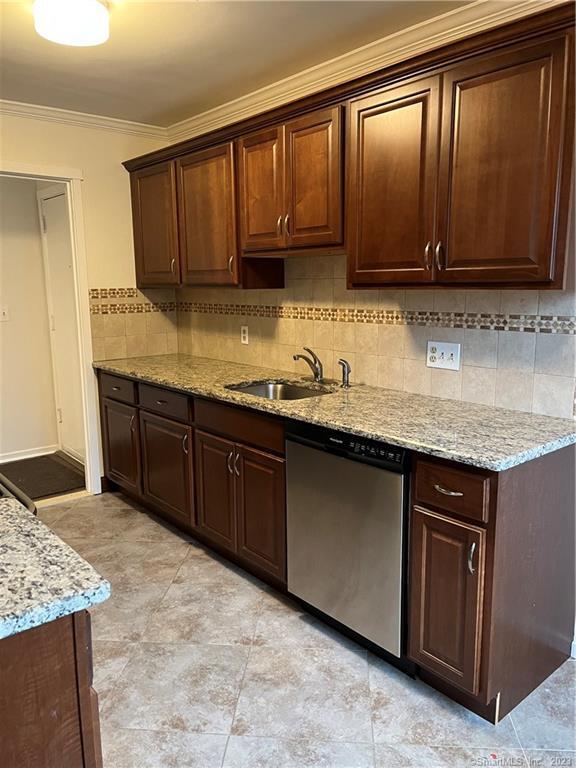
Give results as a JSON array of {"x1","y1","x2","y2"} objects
[{"x1": 33, "y1": 0, "x2": 109, "y2": 47}]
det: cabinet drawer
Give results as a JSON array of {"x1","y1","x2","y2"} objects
[
  {"x1": 139, "y1": 383, "x2": 191, "y2": 422},
  {"x1": 100, "y1": 373, "x2": 136, "y2": 404},
  {"x1": 414, "y1": 459, "x2": 491, "y2": 523},
  {"x1": 195, "y1": 398, "x2": 284, "y2": 454}
]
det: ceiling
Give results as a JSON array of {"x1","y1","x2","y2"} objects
[{"x1": 0, "y1": 0, "x2": 472, "y2": 127}]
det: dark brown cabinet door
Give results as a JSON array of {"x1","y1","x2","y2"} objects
[
  {"x1": 130, "y1": 162, "x2": 180, "y2": 287},
  {"x1": 347, "y1": 76, "x2": 440, "y2": 285},
  {"x1": 436, "y1": 38, "x2": 569, "y2": 284},
  {"x1": 140, "y1": 411, "x2": 194, "y2": 529},
  {"x1": 409, "y1": 506, "x2": 485, "y2": 695},
  {"x1": 285, "y1": 106, "x2": 343, "y2": 248},
  {"x1": 236, "y1": 445, "x2": 286, "y2": 582},
  {"x1": 237, "y1": 126, "x2": 285, "y2": 251},
  {"x1": 194, "y1": 430, "x2": 236, "y2": 552},
  {"x1": 177, "y1": 143, "x2": 239, "y2": 286},
  {"x1": 101, "y1": 398, "x2": 140, "y2": 494}
]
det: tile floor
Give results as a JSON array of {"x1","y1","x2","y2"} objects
[{"x1": 39, "y1": 493, "x2": 575, "y2": 768}]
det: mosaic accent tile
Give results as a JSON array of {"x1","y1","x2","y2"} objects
[{"x1": 91, "y1": 302, "x2": 177, "y2": 315}]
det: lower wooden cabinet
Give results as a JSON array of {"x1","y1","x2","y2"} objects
[
  {"x1": 236, "y1": 445, "x2": 286, "y2": 582},
  {"x1": 100, "y1": 398, "x2": 140, "y2": 495},
  {"x1": 194, "y1": 430, "x2": 236, "y2": 551},
  {"x1": 194, "y1": 430, "x2": 286, "y2": 583},
  {"x1": 139, "y1": 411, "x2": 194, "y2": 529},
  {"x1": 408, "y1": 506, "x2": 485, "y2": 695}
]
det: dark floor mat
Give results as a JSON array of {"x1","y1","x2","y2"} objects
[{"x1": 0, "y1": 453, "x2": 85, "y2": 500}]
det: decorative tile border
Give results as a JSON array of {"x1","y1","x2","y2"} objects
[
  {"x1": 90, "y1": 302, "x2": 177, "y2": 315},
  {"x1": 177, "y1": 301, "x2": 576, "y2": 335},
  {"x1": 89, "y1": 288, "x2": 139, "y2": 299}
]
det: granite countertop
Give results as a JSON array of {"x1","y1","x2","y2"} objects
[
  {"x1": 94, "y1": 353, "x2": 576, "y2": 472},
  {"x1": 0, "y1": 498, "x2": 110, "y2": 640}
]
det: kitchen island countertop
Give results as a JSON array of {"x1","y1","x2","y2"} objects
[
  {"x1": 93, "y1": 353, "x2": 576, "y2": 472},
  {"x1": 0, "y1": 498, "x2": 110, "y2": 640}
]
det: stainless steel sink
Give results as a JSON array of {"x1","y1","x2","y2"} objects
[{"x1": 225, "y1": 380, "x2": 333, "y2": 400}]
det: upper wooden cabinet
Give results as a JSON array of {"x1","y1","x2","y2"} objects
[
  {"x1": 436, "y1": 38, "x2": 570, "y2": 284},
  {"x1": 130, "y1": 162, "x2": 180, "y2": 287},
  {"x1": 237, "y1": 106, "x2": 343, "y2": 253},
  {"x1": 348, "y1": 34, "x2": 573, "y2": 287},
  {"x1": 125, "y1": 6, "x2": 574, "y2": 290},
  {"x1": 177, "y1": 143, "x2": 238, "y2": 285},
  {"x1": 347, "y1": 77, "x2": 440, "y2": 285}
]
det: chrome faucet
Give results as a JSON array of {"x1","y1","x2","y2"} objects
[
  {"x1": 337, "y1": 358, "x2": 351, "y2": 388},
  {"x1": 293, "y1": 347, "x2": 324, "y2": 383}
]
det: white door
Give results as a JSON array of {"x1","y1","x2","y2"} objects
[{"x1": 40, "y1": 191, "x2": 85, "y2": 463}]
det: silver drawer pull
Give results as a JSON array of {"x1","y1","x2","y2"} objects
[
  {"x1": 234, "y1": 451, "x2": 240, "y2": 477},
  {"x1": 182, "y1": 433, "x2": 189, "y2": 455},
  {"x1": 227, "y1": 451, "x2": 234, "y2": 475},
  {"x1": 155, "y1": 399, "x2": 168, "y2": 406},
  {"x1": 129, "y1": 414, "x2": 136, "y2": 432},
  {"x1": 112, "y1": 386, "x2": 121, "y2": 391},
  {"x1": 467, "y1": 541, "x2": 477, "y2": 575},
  {"x1": 433, "y1": 483, "x2": 464, "y2": 497}
]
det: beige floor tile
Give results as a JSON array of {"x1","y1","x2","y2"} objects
[
  {"x1": 50, "y1": 503, "x2": 190, "y2": 544},
  {"x1": 369, "y1": 656, "x2": 520, "y2": 749},
  {"x1": 101, "y1": 726, "x2": 227, "y2": 768},
  {"x1": 36, "y1": 504, "x2": 73, "y2": 526},
  {"x1": 102, "y1": 642, "x2": 249, "y2": 734},
  {"x1": 173, "y1": 547, "x2": 265, "y2": 588},
  {"x1": 511, "y1": 661, "x2": 576, "y2": 751},
  {"x1": 90, "y1": 582, "x2": 169, "y2": 642},
  {"x1": 223, "y1": 736, "x2": 375, "y2": 767},
  {"x1": 93, "y1": 639, "x2": 138, "y2": 700},
  {"x1": 374, "y1": 744, "x2": 527, "y2": 767},
  {"x1": 70, "y1": 539, "x2": 190, "y2": 587},
  {"x1": 524, "y1": 751, "x2": 576, "y2": 768},
  {"x1": 143, "y1": 579, "x2": 264, "y2": 645},
  {"x1": 232, "y1": 645, "x2": 372, "y2": 742},
  {"x1": 253, "y1": 593, "x2": 361, "y2": 651}
]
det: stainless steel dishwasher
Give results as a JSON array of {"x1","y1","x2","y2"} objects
[{"x1": 286, "y1": 422, "x2": 409, "y2": 657}]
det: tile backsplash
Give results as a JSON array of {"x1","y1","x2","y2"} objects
[{"x1": 90, "y1": 253, "x2": 576, "y2": 420}]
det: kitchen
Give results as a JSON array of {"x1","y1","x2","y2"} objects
[{"x1": 0, "y1": 1, "x2": 575, "y2": 767}]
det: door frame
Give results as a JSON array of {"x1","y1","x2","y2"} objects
[{"x1": 0, "y1": 163, "x2": 101, "y2": 494}]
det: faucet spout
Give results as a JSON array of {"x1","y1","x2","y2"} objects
[{"x1": 293, "y1": 347, "x2": 324, "y2": 382}]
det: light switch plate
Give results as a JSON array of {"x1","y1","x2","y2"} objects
[
  {"x1": 426, "y1": 340, "x2": 461, "y2": 371},
  {"x1": 0, "y1": 307, "x2": 9, "y2": 322},
  {"x1": 240, "y1": 325, "x2": 249, "y2": 345}
]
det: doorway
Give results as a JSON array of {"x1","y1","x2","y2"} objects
[{"x1": 0, "y1": 167, "x2": 101, "y2": 498}]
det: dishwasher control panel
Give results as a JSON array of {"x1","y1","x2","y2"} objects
[{"x1": 286, "y1": 420, "x2": 407, "y2": 472}]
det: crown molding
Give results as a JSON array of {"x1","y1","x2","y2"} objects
[
  {"x1": 0, "y1": 0, "x2": 566, "y2": 145},
  {"x1": 0, "y1": 99, "x2": 167, "y2": 140},
  {"x1": 167, "y1": 0, "x2": 566, "y2": 143}
]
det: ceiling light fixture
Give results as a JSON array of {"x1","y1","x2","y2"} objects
[{"x1": 33, "y1": 0, "x2": 110, "y2": 47}]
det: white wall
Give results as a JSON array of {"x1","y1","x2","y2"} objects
[
  {"x1": 0, "y1": 114, "x2": 167, "y2": 287},
  {"x1": 0, "y1": 177, "x2": 58, "y2": 460}
]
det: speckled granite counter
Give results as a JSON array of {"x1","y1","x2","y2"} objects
[
  {"x1": 0, "y1": 498, "x2": 110, "y2": 640},
  {"x1": 94, "y1": 353, "x2": 576, "y2": 472}
]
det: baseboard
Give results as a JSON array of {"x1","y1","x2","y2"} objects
[
  {"x1": 0, "y1": 444, "x2": 59, "y2": 464},
  {"x1": 571, "y1": 639, "x2": 576, "y2": 659},
  {"x1": 59, "y1": 447, "x2": 85, "y2": 467}
]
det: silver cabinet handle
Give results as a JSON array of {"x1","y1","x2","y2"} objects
[
  {"x1": 276, "y1": 215, "x2": 283, "y2": 236},
  {"x1": 228, "y1": 254, "x2": 234, "y2": 274},
  {"x1": 284, "y1": 214, "x2": 290, "y2": 237},
  {"x1": 112, "y1": 385, "x2": 121, "y2": 391},
  {"x1": 227, "y1": 451, "x2": 234, "y2": 475},
  {"x1": 155, "y1": 399, "x2": 167, "y2": 406},
  {"x1": 424, "y1": 241, "x2": 433, "y2": 271},
  {"x1": 234, "y1": 452, "x2": 240, "y2": 477},
  {"x1": 170, "y1": 257, "x2": 176, "y2": 274},
  {"x1": 129, "y1": 414, "x2": 136, "y2": 432},
  {"x1": 433, "y1": 483, "x2": 464, "y2": 497},
  {"x1": 435, "y1": 241, "x2": 444, "y2": 271},
  {"x1": 467, "y1": 541, "x2": 477, "y2": 575},
  {"x1": 182, "y1": 433, "x2": 188, "y2": 455}
]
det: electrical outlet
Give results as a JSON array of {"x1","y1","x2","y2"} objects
[
  {"x1": 240, "y1": 325, "x2": 249, "y2": 345},
  {"x1": 0, "y1": 307, "x2": 9, "y2": 322},
  {"x1": 426, "y1": 340, "x2": 461, "y2": 371}
]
